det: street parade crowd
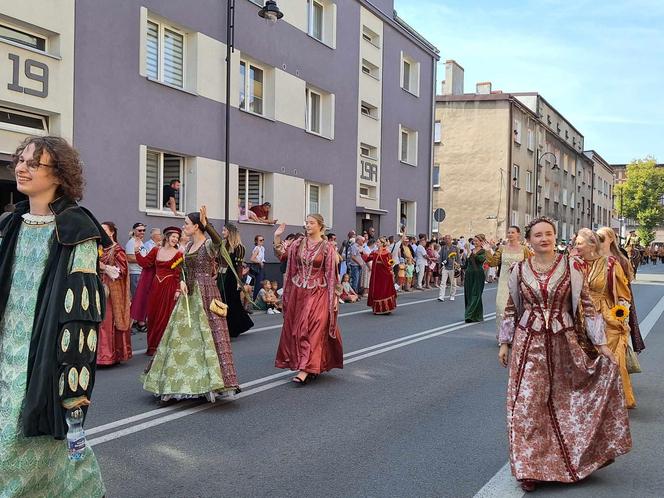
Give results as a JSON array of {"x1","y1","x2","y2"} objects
[{"x1": 0, "y1": 136, "x2": 650, "y2": 495}]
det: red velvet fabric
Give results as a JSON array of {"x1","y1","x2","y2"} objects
[{"x1": 366, "y1": 248, "x2": 397, "y2": 314}]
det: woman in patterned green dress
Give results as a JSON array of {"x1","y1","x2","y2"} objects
[
  {"x1": 463, "y1": 234, "x2": 487, "y2": 322},
  {"x1": 0, "y1": 137, "x2": 106, "y2": 497}
]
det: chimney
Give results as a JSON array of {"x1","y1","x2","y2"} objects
[
  {"x1": 441, "y1": 60, "x2": 464, "y2": 96},
  {"x1": 476, "y1": 81, "x2": 492, "y2": 95}
]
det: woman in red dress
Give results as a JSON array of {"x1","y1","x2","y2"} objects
[
  {"x1": 364, "y1": 237, "x2": 397, "y2": 314},
  {"x1": 98, "y1": 222, "x2": 132, "y2": 365},
  {"x1": 273, "y1": 214, "x2": 343, "y2": 385},
  {"x1": 135, "y1": 226, "x2": 182, "y2": 355}
]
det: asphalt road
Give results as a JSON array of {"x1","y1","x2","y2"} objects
[{"x1": 87, "y1": 266, "x2": 664, "y2": 498}]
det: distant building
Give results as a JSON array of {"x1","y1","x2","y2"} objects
[
  {"x1": 583, "y1": 150, "x2": 617, "y2": 231},
  {"x1": 433, "y1": 60, "x2": 597, "y2": 241}
]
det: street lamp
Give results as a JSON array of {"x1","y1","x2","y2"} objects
[
  {"x1": 533, "y1": 151, "x2": 558, "y2": 217},
  {"x1": 224, "y1": 1, "x2": 283, "y2": 224}
]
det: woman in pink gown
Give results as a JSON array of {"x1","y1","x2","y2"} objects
[
  {"x1": 498, "y1": 217, "x2": 631, "y2": 492},
  {"x1": 98, "y1": 221, "x2": 132, "y2": 365},
  {"x1": 273, "y1": 214, "x2": 343, "y2": 385}
]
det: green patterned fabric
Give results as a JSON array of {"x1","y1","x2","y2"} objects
[
  {"x1": 143, "y1": 283, "x2": 225, "y2": 398},
  {"x1": 0, "y1": 223, "x2": 105, "y2": 498}
]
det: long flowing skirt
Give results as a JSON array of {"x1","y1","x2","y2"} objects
[
  {"x1": 197, "y1": 278, "x2": 239, "y2": 389},
  {"x1": 218, "y1": 271, "x2": 254, "y2": 338},
  {"x1": 143, "y1": 287, "x2": 225, "y2": 399},
  {"x1": 97, "y1": 294, "x2": 132, "y2": 365},
  {"x1": 145, "y1": 275, "x2": 179, "y2": 356},
  {"x1": 464, "y1": 268, "x2": 485, "y2": 322},
  {"x1": 507, "y1": 328, "x2": 631, "y2": 482},
  {"x1": 367, "y1": 265, "x2": 397, "y2": 315},
  {"x1": 275, "y1": 285, "x2": 343, "y2": 373}
]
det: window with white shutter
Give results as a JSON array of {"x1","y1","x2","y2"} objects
[
  {"x1": 144, "y1": 149, "x2": 185, "y2": 213},
  {"x1": 145, "y1": 18, "x2": 185, "y2": 88},
  {"x1": 238, "y1": 168, "x2": 264, "y2": 211}
]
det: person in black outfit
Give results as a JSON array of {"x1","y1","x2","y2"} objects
[
  {"x1": 217, "y1": 222, "x2": 254, "y2": 338},
  {"x1": 163, "y1": 179, "x2": 181, "y2": 215}
]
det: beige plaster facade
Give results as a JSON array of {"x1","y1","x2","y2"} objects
[{"x1": 433, "y1": 61, "x2": 598, "y2": 241}]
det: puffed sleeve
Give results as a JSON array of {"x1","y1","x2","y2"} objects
[
  {"x1": 136, "y1": 246, "x2": 158, "y2": 269},
  {"x1": 485, "y1": 247, "x2": 502, "y2": 267},
  {"x1": 579, "y1": 279, "x2": 607, "y2": 346},
  {"x1": 205, "y1": 224, "x2": 223, "y2": 257},
  {"x1": 58, "y1": 240, "x2": 105, "y2": 409},
  {"x1": 612, "y1": 260, "x2": 632, "y2": 307}
]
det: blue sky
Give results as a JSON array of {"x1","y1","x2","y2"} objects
[{"x1": 394, "y1": 0, "x2": 664, "y2": 164}]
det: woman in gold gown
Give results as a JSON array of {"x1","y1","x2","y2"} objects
[{"x1": 574, "y1": 228, "x2": 636, "y2": 408}]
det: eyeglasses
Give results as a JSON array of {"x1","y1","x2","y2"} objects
[
  {"x1": 258, "y1": 238, "x2": 265, "y2": 242},
  {"x1": 136, "y1": 229, "x2": 146, "y2": 232},
  {"x1": 14, "y1": 157, "x2": 56, "y2": 172}
]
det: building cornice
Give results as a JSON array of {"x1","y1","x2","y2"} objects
[{"x1": 357, "y1": 0, "x2": 440, "y2": 59}]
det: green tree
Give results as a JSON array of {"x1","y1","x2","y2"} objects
[{"x1": 615, "y1": 157, "x2": 664, "y2": 246}]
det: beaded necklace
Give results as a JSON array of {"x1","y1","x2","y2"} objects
[{"x1": 298, "y1": 237, "x2": 326, "y2": 284}]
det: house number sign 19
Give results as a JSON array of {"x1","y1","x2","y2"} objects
[{"x1": 7, "y1": 53, "x2": 49, "y2": 98}]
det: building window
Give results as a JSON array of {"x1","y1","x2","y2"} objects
[
  {"x1": 359, "y1": 184, "x2": 376, "y2": 199},
  {"x1": 0, "y1": 106, "x2": 48, "y2": 135},
  {"x1": 511, "y1": 210, "x2": 518, "y2": 226},
  {"x1": 305, "y1": 88, "x2": 321, "y2": 134},
  {"x1": 362, "y1": 25, "x2": 380, "y2": 47},
  {"x1": 512, "y1": 164, "x2": 520, "y2": 188},
  {"x1": 360, "y1": 143, "x2": 377, "y2": 160},
  {"x1": 399, "y1": 125, "x2": 418, "y2": 166},
  {"x1": 563, "y1": 188, "x2": 568, "y2": 205},
  {"x1": 361, "y1": 100, "x2": 378, "y2": 119},
  {"x1": 527, "y1": 129, "x2": 534, "y2": 151},
  {"x1": 145, "y1": 150, "x2": 185, "y2": 213},
  {"x1": 525, "y1": 170, "x2": 533, "y2": 193},
  {"x1": 308, "y1": 0, "x2": 324, "y2": 41},
  {"x1": 307, "y1": 183, "x2": 320, "y2": 214},
  {"x1": 434, "y1": 121, "x2": 441, "y2": 143},
  {"x1": 399, "y1": 200, "x2": 416, "y2": 234},
  {"x1": 513, "y1": 119, "x2": 522, "y2": 145},
  {"x1": 240, "y1": 60, "x2": 264, "y2": 115},
  {"x1": 361, "y1": 58, "x2": 379, "y2": 79},
  {"x1": 400, "y1": 52, "x2": 420, "y2": 96},
  {"x1": 146, "y1": 19, "x2": 185, "y2": 88},
  {"x1": 238, "y1": 168, "x2": 264, "y2": 214},
  {"x1": 433, "y1": 164, "x2": 440, "y2": 188},
  {"x1": 0, "y1": 23, "x2": 46, "y2": 51}
]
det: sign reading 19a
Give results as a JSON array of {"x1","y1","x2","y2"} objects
[{"x1": 6, "y1": 53, "x2": 49, "y2": 98}]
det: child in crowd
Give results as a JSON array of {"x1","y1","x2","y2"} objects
[
  {"x1": 271, "y1": 281, "x2": 283, "y2": 311},
  {"x1": 255, "y1": 279, "x2": 280, "y2": 314},
  {"x1": 405, "y1": 256, "x2": 415, "y2": 291},
  {"x1": 397, "y1": 263, "x2": 407, "y2": 291},
  {"x1": 340, "y1": 273, "x2": 359, "y2": 303}
]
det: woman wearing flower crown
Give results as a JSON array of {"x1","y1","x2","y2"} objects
[
  {"x1": 273, "y1": 214, "x2": 343, "y2": 385},
  {"x1": 574, "y1": 228, "x2": 636, "y2": 408},
  {"x1": 135, "y1": 226, "x2": 182, "y2": 356},
  {"x1": 498, "y1": 218, "x2": 630, "y2": 492},
  {"x1": 363, "y1": 237, "x2": 397, "y2": 314}
]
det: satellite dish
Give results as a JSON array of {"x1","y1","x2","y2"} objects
[{"x1": 433, "y1": 208, "x2": 446, "y2": 223}]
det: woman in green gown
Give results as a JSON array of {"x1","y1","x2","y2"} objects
[
  {"x1": 463, "y1": 234, "x2": 487, "y2": 322},
  {"x1": 0, "y1": 137, "x2": 106, "y2": 497}
]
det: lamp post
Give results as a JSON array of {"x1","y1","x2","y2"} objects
[
  {"x1": 224, "y1": 1, "x2": 283, "y2": 224},
  {"x1": 533, "y1": 150, "x2": 558, "y2": 218}
]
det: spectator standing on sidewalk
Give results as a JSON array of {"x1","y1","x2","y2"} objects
[
  {"x1": 250, "y1": 234, "x2": 266, "y2": 300},
  {"x1": 349, "y1": 235, "x2": 366, "y2": 293},
  {"x1": 414, "y1": 236, "x2": 427, "y2": 289},
  {"x1": 339, "y1": 230, "x2": 356, "y2": 277},
  {"x1": 143, "y1": 227, "x2": 163, "y2": 251},
  {"x1": 438, "y1": 234, "x2": 458, "y2": 302}
]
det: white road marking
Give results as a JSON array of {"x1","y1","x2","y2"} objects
[
  {"x1": 132, "y1": 287, "x2": 497, "y2": 354},
  {"x1": 88, "y1": 312, "x2": 496, "y2": 446},
  {"x1": 473, "y1": 463, "x2": 523, "y2": 498},
  {"x1": 473, "y1": 289, "x2": 664, "y2": 497}
]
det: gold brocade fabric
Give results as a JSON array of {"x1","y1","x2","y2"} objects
[{"x1": 584, "y1": 257, "x2": 636, "y2": 408}]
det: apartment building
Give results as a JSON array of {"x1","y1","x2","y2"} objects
[
  {"x1": 433, "y1": 60, "x2": 596, "y2": 241},
  {"x1": 583, "y1": 150, "x2": 617, "y2": 231},
  {"x1": 67, "y1": 0, "x2": 437, "y2": 242}
]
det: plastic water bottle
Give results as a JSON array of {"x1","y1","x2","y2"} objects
[{"x1": 66, "y1": 408, "x2": 87, "y2": 461}]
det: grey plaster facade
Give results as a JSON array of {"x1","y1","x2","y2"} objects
[{"x1": 72, "y1": 0, "x2": 438, "y2": 247}]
